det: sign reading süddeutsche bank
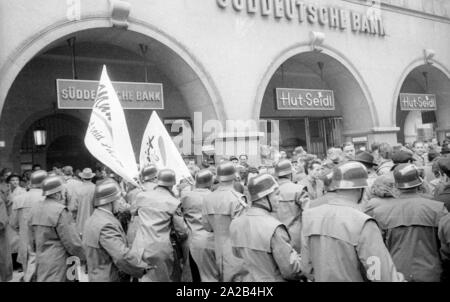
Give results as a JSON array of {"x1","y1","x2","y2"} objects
[
  {"x1": 276, "y1": 88, "x2": 335, "y2": 110},
  {"x1": 399, "y1": 93, "x2": 436, "y2": 111},
  {"x1": 56, "y1": 79, "x2": 164, "y2": 110}
]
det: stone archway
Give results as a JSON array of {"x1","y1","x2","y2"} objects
[
  {"x1": 255, "y1": 44, "x2": 376, "y2": 157},
  {"x1": 0, "y1": 20, "x2": 225, "y2": 170},
  {"x1": 393, "y1": 60, "x2": 450, "y2": 144}
]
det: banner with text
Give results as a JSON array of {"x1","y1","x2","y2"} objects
[
  {"x1": 84, "y1": 66, "x2": 139, "y2": 187},
  {"x1": 399, "y1": 93, "x2": 437, "y2": 111},
  {"x1": 57, "y1": 79, "x2": 164, "y2": 110},
  {"x1": 276, "y1": 88, "x2": 335, "y2": 111}
]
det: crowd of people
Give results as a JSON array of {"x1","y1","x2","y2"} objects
[{"x1": 1, "y1": 138, "x2": 450, "y2": 282}]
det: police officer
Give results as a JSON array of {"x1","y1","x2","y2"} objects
[
  {"x1": 202, "y1": 161, "x2": 249, "y2": 282},
  {"x1": 301, "y1": 162, "x2": 403, "y2": 282},
  {"x1": 371, "y1": 164, "x2": 448, "y2": 282},
  {"x1": 131, "y1": 169, "x2": 189, "y2": 282},
  {"x1": 10, "y1": 170, "x2": 47, "y2": 281},
  {"x1": 30, "y1": 175, "x2": 85, "y2": 282},
  {"x1": 127, "y1": 164, "x2": 158, "y2": 245},
  {"x1": 181, "y1": 169, "x2": 219, "y2": 282},
  {"x1": 274, "y1": 159, "x2": 308, "y2": 253},
  {"x1": 82, "y1": 180, "x2": 152, "y2": 282},
  {"x1": 230, "y1": 174, "x2": 303, "y2": 281}
]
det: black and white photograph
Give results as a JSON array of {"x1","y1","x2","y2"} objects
[{"x1": 0, "y1": 0, "x2": 449, "y2": 291}]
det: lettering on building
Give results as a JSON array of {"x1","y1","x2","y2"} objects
[
  {"x1": 217, "y1": 0, "x2": 386, "y2": 36},
  {"x1": 56, "y1": 79, "x2": 164, "y2": 110},
  {"x1": 399, "y1": 93, "x2": 437, "y2": 111},
  {"x1": 276, "y1": 88, "x2": 335, "y2": 110}
]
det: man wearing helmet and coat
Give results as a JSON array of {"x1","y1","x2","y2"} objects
[
  {"x1": 274, "y1": 159, "x2": 309, "y2": 253},
  {"x1": 202, "y1": 161, "x2": 249, "y2": 282},
  {"x1": 131, "y1": 169, "x2": 189, "y2": 282},
  {"x1": 29, "y1": 175, "x2": 86, "y2": 282},
  {"x1": 301, "y1": 161, "x2": 404, "y2": 282},
  {"x1": 371, "y1": 163, "x2": 448, "y2": 282},
  {"x1": 83, "y1": 180, "x2": 153, "y2": 282},
  {"x1": 181, "y1": 169, "x2": 219, "y2": 282},
  {"x1": 230, "y1": 174, "x2": 304, "y2": 281},
  {"x1": 10, "y1": 170, "x2": 47, "y2": 281},
  {"x1": 127, "y1": 165, "x2": 158, "y2": 245}
]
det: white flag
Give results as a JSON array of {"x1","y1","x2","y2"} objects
[
  {"x1": 140, "y1": 111, "x2": 193, "y2": 184},
  {"x1": 84, "y1": 65, "x2": 139, "y2": 186}
]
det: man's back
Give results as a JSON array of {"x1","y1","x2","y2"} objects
[
  {"x1": 301, "y1": 198, "x2": 401, "y2": 282},
  {"x1": 372, "y1": 193, "x2": 448, "y2": 281},
  {"x1": 202, "y1": 186, "x2": 248, "y2": 281},
  {"x1": 72, "y1": 181, "x2": 96, "y2": 235}
]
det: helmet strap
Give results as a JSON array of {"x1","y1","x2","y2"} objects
[{"x1": 357, "y1": 188, "x2": 365, "y2": 204}]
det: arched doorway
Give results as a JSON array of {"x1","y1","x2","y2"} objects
[
  {"x1": 259, "y1": 50, "x2": 374, "y2": 158},
  {"x1": 1, "y1": 26, "x2": 221, "y2": 171},
  {"x1": 46, "y1": 135, "x2": 96, "y2": 171},
  {"x1": 395, "y1": 64, "x2": 450, "y2": 144},
  {"x1": 19, "y1": 114, "x2": 96, "y2": 171}
]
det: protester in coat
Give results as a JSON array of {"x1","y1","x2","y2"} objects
[
  {"x1": 298, "y1": 159, "x2": 324, "y2": 205},
  {"x1": 363, "y1": 174, "x2": 399, "y2": 217},
  {"x1": 62, "y1": 166, "x2": 81, "y2": 211},
  {"x1": 181, "y1": 169, "x2": 219, "y2": 282},
  {"x1": 0, "y1": 186, "x2": 12, "y2": 281},
  {"x1": 301, "y1": 162, "x2": 404, "y2": 282},
  {"x1": 273, "y1": 159, "x2": 308, "y2": 253},
  {"x1": 29, "y1": 175, "x2": 85, "y2": 282},
  {"x1": 10, "y1": 170, "x2": 47, "y2": 281},
  {"x1": 371, "y1": 164, "x2": 448, "y2": 282},
  {"x1": 82, "y1": 180, "x2": 152, "y2": 282},
  {"x1": 202, "y1": 161, "x2": 249, "y2": 282},
  {"x1": 71, "y1": 168, "x2": 96, "y2": 236},
  {"x1": 5, "y1": 173, "x2": 26, "y2": 268},
  {"x1": 230, "y1": 174, "x2": 303, "y2": 282},
  {"x1": 131, "y1": 169, "x2": 189, "y2": 282}
]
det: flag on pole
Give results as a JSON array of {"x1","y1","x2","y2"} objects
[
  {"x1": 140, "y1": 111, "x2": 193, "y2": 184},
  {"x1": 84, "y1": 65, "x2": 139, "y2": 186}
]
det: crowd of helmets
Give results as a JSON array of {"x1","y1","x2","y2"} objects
[{"x1": 1, "y1": 136, "x2": 450, "y2": 282}]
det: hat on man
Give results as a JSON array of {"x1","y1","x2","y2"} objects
[
  {"x1": 354, "y1": 151, "x2": 378, "y2": 167},
  {"x1": 391, "y1": 150, "x2": 413, "y2": 164},
  {"x1": 79, "y1": 168, "x2": 95, "y2": 179}
]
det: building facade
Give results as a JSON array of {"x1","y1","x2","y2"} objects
[{"x1": 0, "y1": 0, "x2": 449, "y2": 171}]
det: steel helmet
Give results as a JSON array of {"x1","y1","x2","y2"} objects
[
  {"x1": 157, "y1": 169, "x2": 176, "y2": 187},
  {"x1": 195, "y1": 169, "x2": 213, "y2": 188},
  {"x1": 141, "y1": 164, "x2": 158, "y2": 181},
  {"x1": 30, "y1": 170, "x2": 48, "y2": 188},
  {"x1": 42, "y1": 175, "x2": 65, "y2": 196},
  {"x1": 94, "y1": 181, "x2": 122, "y2": 207},
  {"x1": 331, "y1": 161, "x2": 368, "y2": 190},
  {"x1": 274, "y1": 159, "x2": 293, "y2": 177},
  {"x1": 216, "y1": 161, "x2": 236, "y2": 182},
  {"x1": 248, "y1": 174, "x2": 279, "y2": 202},
  {"x1": 393, "y1": 163, "x2": 423, "y2": 189}
]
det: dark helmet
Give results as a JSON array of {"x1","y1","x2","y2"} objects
[
  {"x1": 274, "y1": 159, "x2": 293, "y2": 177},
  {"x1": 30, "y1": 170, "x2": 48, "y2": 188},
  {"x1": 393, "y1": 163, "x2": 423, "y2": 189},
  {"x1": 248, "y1": 174, "x2": 279, "y2": 202},
  {"x1": 195, "y1": 169, "x2": 213, "y2": 188},
  {"x1": 331, "y1": 161, "x2": 368, "y2": 190},
  {"x1": 157, "y1": 169, "x2": 176, "y2": 187},
  {"x1": 42, "y1": 175, "x2": 64, "y2": 196},
  {"x1": 94, "y1": 181, "x2": 122, "y2": 207},
  {"x1": 216, "y1": 161, "x2": 236, "y2": 182},
  {"x1": 141, "y1": 164, "x2": 158, "y2": 181}
]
